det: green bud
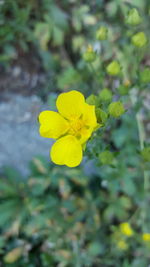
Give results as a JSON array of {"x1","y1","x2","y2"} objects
[
  {"x1": 126, "y1": 8, "x2": 142, "y2": 26},
  {"x1": 117, "y1": 85, "x2": 130, "y2": 96},
  {"x1": 99, "y1": 150, "x2": 114, "y2": 165},
  {"x1": 96, "y1": 26, "x2": 108, "y2": 40},
  {"x1": 131, "y1": 32, "x2": 147, "y2": 48},
  {"x1": 96, "y1": 108, "x2": 108, "y2": 124},
  {"x1": 4, "y1": 247, "x2": 23, "y2": 263},
  {"x1": 141, "y1": 147, "x2": 150, "y2": 162},
  {"x1": 106, "y1": 61, "x2": 121, "y2": 76},
  {"x1": 83, "y1": 45, "x2": 96, "y2": 62},
  {"x1": 140, "y1": 68, "x2": 150, "y2": 83},
  {"x1": 86, "y1": 94, "x2": 97, "y2": 105},
  {"x1": 108, "y1": 101, "x2": 125, "y2": 118},
  {"x1": 123, "y1": 79, "x2": 131, "y2": 87},
  {"x1": 99, "y1": 88, "x2": 112, "y2": 102}
]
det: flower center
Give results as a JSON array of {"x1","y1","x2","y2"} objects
[{"x1": 69, "y1": 117, "x2": 86, "y2": 138}]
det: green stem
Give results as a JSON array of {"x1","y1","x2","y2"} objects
[
  {"x1": 130, "y1": 90, "x2": 149, "y2": 230},
  {"x1": 136, "y1": 113, "x2": 149, "y2": 192},
  {"x1": 136, "y1": 113, "x2": 150, "y2": 231},
  {"x1": 136, "y1": 113, "x2": 145, "y2": 150},
  {"x1": 88, "y1": 63, "x2": 100, "y2": 89}
]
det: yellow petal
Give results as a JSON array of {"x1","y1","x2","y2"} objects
[
  {"x1": 78, "y1": 127, "x2": 93, "y2": 144},
  {"x1": 78, "y1": 103, "x2": 98, "y2": 144},
  {"x1": 82, "y1": 103, "x2": 97, "y2": 128},
  {"x1": 56, "y1": 90, "x2": 85, "y2": 120},
  {"x1": 50, "y1": 135, "x2": 82, "y2": 167},
  {"x1": 39, "y1": 111, "x2": 69, "y2": 139}
]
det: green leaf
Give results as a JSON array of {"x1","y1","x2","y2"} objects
[{"x1": 34, "y1": 22, "x2": 51, "y2": 50}]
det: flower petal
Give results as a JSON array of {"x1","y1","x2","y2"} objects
[
  {"x1": 56, "y1": 90, "x2": 85, "y2": 120},
  {"x1": 82, "y1": 103, "x2": 98, "y2": 128},
  {"x1": 50, "y1": 135, "x2": 83, "y2": 167},
  {"x1": 39, "y1": 111, "x2": 69, "y2": 139},
  {"x1": 77, "y1": 103, "x2": 98, "y2": 144}
]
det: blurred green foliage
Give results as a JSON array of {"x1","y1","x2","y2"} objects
[
  {"x1": 0, "y1": 147, "x2": 149, "y2": 267},
  {"x1": 0, "y1": 0, "x2": 149, "y2": 96},
  {"x1": 0, "y1": 0, "x2": 150, "y2": 266},
  {"x1": 0, "y1": 111, "x2": 150, "y2": 266}
]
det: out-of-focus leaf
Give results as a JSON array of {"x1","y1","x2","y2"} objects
[{"x1": 34, "y1": 22, "x2": 51, "y2": 50}]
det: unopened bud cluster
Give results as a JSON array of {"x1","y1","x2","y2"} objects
[
  {"x1": 140, "y1": 68, "x2": 150, "y2": 83},
  {"x1": 99, "y1": 150, "x2": 114, "y2": 165},
  {"x1": 108, "y1": 101, "x2": 125, "y2": 118},
  {"x1": 131, "y1": 32, "x2": 147, "y2": 48},
  {"x1": 83, "y1": 45, "x2": 96, "y2": 62},
  {"x1": 106, "y1": 61, "x2": 121, "y2": 76},
  {"x1": 126, "y1": 8, "x2": 142, "y2": 26},
  {"x1": 96, "y1": 26, "x2": 108, "y2": 40}
]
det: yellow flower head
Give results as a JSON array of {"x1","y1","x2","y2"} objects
[
  {"x1": 119, "y1": 222, "x2": 133, "y2": 237},
  {"x1": 38, "y1": 90, "x2": 98, "y2": 167},
  {"x1": 116, "y1": 240, "x2": 128, "y2": 251},
  {"x1": 142, "y1": 233, "x2": 150, "y2": 242}
]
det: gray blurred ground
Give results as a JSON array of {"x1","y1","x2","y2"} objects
[
  {"x1": 0, "y1": 93, "x2": 52, "y2": 176},
  {"x1": 0, "y1": 92, "x2": 98, "y2": 178}
]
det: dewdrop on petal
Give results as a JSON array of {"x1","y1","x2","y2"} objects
[
  {"x1": 106, "y1": 61, "x2": 121, "y2": 76},
  {"x1": 131, "y1": 32, "x2": 147, "y2": 48}
]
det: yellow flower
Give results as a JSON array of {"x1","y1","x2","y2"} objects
[
  {"x1": 116, "y1": 240, "x2": 128, "y2": 251},
  {"x1": 119, "y1": 222, "x2": 133, "y2": 237},
  {"x1": 39, "y1": 90, "x2": 98, "y2": 167},
  {"x1": 142, "y1": 233, "x2": 150, "y2": 242}
]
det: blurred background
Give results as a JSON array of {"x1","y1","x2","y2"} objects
[{"x1": 0, "y1": 0, "x2": 150, "y2": 266}]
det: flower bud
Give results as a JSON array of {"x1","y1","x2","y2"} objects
[
  {"x1": 86, "y1": 94, "x2": 97, "y2": 105},
  {"x1": 141, "y1": 147, "x2": 150, "y2": 162},
  {"x1": 124, "y1": 79, "x2": 131, "y2": 87},
  {"x1": 119, "y1": 222, "x2": 133, "y2": 237},
  {"x1": 117, "y1": 85, "x2": 130, "y2": 96},
  {"x1": 117, "y1": 80, "x2": 131, "y2": 95},
  {"x1": 140, "y1": 68, "x2": 150, "y2": 83},
  {"x1": 96, "y1": 26, "x2": 108, "y2": 40},
  {"x1": 4, "y1": 247, "x2": 23, "y2": 263},
  {"x1": 106, "y1": 61, "x2": 121, "y2": 76},
  {"x1": 108, "y1": 101, "x2": 125, "y2": 118},
  {"x1": 117, "y1": 240, "x2": 128, "y2": 251},
  {"x1": 83, "y1": 45, "x2": 96, "y2": 62},
  {"x1": 96, "y1": 108, "x2": 108, "y2": 124},
  {"x1": 99, "y1": 150, "x2": 114, "y2": 165},
  {"x1": 131, "y1": 32, "x2": 147, "y2": 48},
  {"x1": 126, "y1": 8, "x2": 142, "y2": 26},
  {"x1": 142, "y1": 233, "x2": 150, "y2": 242},
  {"x1": 99, "y1": 88, "x2": 112, "y2": 102}
]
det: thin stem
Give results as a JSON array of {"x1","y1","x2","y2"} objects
[
  {"x1": 136, "y1": 113, "x2": 149, "y2": 192},
  {"x1": 88, "y1": 63, "x2": 100, "y2": 89},
  {"x1": 130, "y1": 89, "x2": 149, "y2": 231},
  {"x1": 136, "y1": 113, "x2": 145, "y2": 150}
]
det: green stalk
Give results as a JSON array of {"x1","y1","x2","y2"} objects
[
  {"x1": 136, "y1": 113, "x2": 149, "y2": 192},
  {"x1": 130, "y1": 90, "x2": 149, "y2": 230}
]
